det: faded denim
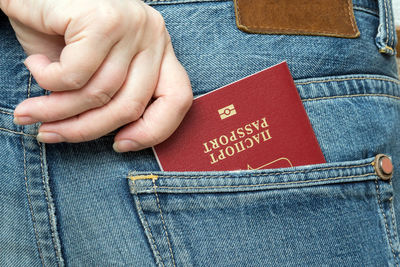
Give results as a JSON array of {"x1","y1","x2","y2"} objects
[{"x1": 0, "y1": 0, "x2": 399, "y2": 266}]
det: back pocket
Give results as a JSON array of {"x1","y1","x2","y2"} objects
[{"x1": 128, "y1": 155, "x2": 399, "y2": 266}]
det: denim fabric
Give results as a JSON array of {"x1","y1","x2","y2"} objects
[{"x1": 0, "y1": 0, "x2": 400, "y2": 266}]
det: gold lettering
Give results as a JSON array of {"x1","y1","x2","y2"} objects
[
  {"x1": 203, "y1": 142, "x2": 212, "y2": 153},
  {"x1": 237, "y1": 127, "x2": 245, "y2": 138},
  {"x1": 217, "y1": 149, "x2": 227, "y2": 161},
  {"x1": 204, "y1": 116, "x2": 272, "y2": 166},
  {"x1": 261, "y1": 117, "x2": 269, "y2": 128},
  {"x1": 229, "y1": 131, "x2": 238, "y2": 142},
  {"x1": 209, "y1": 153, "x2": 218, "y2": 164},
  {"x1": 252, "y1": 133, "x2": 260, "y2": 144},
  {"x1": 251, "y1": 120, "x2": 260, "y2": 131},
  {"x1": 244, "y1": 123, "x2": 253, "y2": 135},
  {"x1": 219, "y1": 135, "x2": 229, "y2": 146},
  {"x1": 261, "y1": 128, "x2": 272, "y2": 141},
  {"x1": 234, "y1": 141, "x2": 246, "y2": 153},
  {"x1": 210, "y1": 138, "x2": 219, "y2": 150},
  {"x1": 225, "y1": 146, "x2": 235, "y2": 157},
  {"x1": 244, "y1": 137, "x2": 254, "y2": 148}
]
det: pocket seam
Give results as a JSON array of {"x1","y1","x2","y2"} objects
[
  {"x1": 302, "y1": 93, "x2": 400, "y2": 102},
  {"x1": 153, "y1": 179, "x2": 177, "y2": 267},
  {"x1": 375, "y1": 178, "x2": 400, "y2": 265},
  {"x1": 133, "y1": 193, "x2": 166, "y2": 267},
  {"x1": 139, "y1": 162, "x2": 373, "y2": 179},
  {"x1": 153, "y1": 172, "x2": 376, "y2": 190}
]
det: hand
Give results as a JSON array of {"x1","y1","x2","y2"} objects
[{"x1": 1, "y1": 0, "x2": 193, "y2": 152}]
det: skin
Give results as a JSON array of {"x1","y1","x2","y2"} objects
[{"x1": 0, "y1": 0, "x2": 193, "y2": 152}]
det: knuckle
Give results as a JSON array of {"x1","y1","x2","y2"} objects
[
  {"x1": 148, "y1": 9, "x2": 167, "y2": 38},
  {"x1": 117, "y1": 100, "x2": 146, "y2": 124},
  {"x1": 87, "y1": 88, "x2": 113, "y2": 107},
  {"x1": 145, "y1": 132, "x2": 161, "y2": 146},
  {"x1": 147, "y1": 129, "x2": 162, "y2": 145},
  {"x1": 175, "y1": 89, "x2": 193, "y2": 114},
  {"x1": 181, "y1": 92, "x2": 194, "y2": 112},
  {"x1": 102, "y1": 15, "x2": 122, "y2": 35},
  {"x1": 140, "y1": 119, "x2": 162, "y2": 145},
  {"x1": 61, "y1": 73, "x2": 87, "y2": 90},
  {"x1": 134, "y1": 6, "x2": 147, "y2": 26},
  {"x1": 87, "y1": 4, "x2": 123, "y2": 38},
  {"x1": 70, "y1": 126, "x2": 91, "y2": 142}
]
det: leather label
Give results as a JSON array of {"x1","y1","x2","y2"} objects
[{"x1": 234, "y1": 0, "x2": 360, "y2": 38}]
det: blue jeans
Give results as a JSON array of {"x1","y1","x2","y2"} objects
[{"x1": 0, "y1": 0, "x2": 399, "y2": 265}]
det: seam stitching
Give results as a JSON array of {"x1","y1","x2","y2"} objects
[
  {"x1": 295, "y1": 76, "x2": 400, "y2": 85},
  {"x1": 149, "y1": 173, "x2": 376, "y2": 190},
  {"x1": 353, "y1": 5, "x2": 379, "y2": 15},
  {"x1": 39, "y1": 142, "x2": 62, "y2": 267},
  {"x1": 384, "y1": 0, "x2": 390, "y2": 46},
  {"x1": 389, "y1": 185, "x2": 399, "y2": 254},
  {"x1": 375, "y1": 178, "x2": 398, "y2": 265},
  {"x1": 302, "y1": 93, "x2": 400, "y2": 102},
  {"x1": 28, "y1": 73, "x2": 32, "y2": 98},
  {"x1": 21, "y1": 134, "x2": 45, "y2": 266},
  {"x1": 236, "y1": 0, "x2": 241, "y2": 26},
  {"x1": 153, "y1": 179, "x2": 177, "y2": 267},
  {"x1": 0, "y1": 127, "x2": 36, "y2": 137},
  {"x1": 134, "y1": 182, "x2": 165, "y2": 267},
  {"x1": 388, "y1": 0, "x2": 394, "y2": 47},
  {"x1": 346, "y1": 0, "x2": 357, "y2": 33},
  {"x1": 151, "y1": 162, "x2": 372, "y2": 179},
  {"x1": 0, "y1": 110, "x2": 13, "y2": 115}
]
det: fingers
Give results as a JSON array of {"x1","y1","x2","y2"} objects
[
  {"x1": 25, "y1": 32, "x2": 118, "y2": 91},
  {"x1": 4, "y1": 0, "x2": 143, "y2": 92},
  {"x1": 113, "y1": 43, "x2": 192, "y2": 152},
  {"x1": 36, "y1": 47, "x2": 164, "y2": 143},
  {"x1": 14, "y1": 41, "x2": 134, "y2": 123}
]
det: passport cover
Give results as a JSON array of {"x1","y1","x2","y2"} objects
[{"x1": 153, "y1": 62, "x2": 326, "y2": 171}]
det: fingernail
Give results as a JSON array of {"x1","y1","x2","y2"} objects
[
  {"x1": 113, "y1": 140, "x2": 143, "y2": 153},
  {"x1": 37, "y1": 132, "x2": 65, "y2": 143},
  {"x1": 14, "y1": 116, "x2": 35, "y2": 125}
]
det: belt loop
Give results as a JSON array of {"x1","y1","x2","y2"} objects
[{"x1": 376, "y1": 0, "x2": 397, "y2": 55}]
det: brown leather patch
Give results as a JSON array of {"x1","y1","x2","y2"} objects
[{"x1": 234, "y1": 0, "x2": 360, "y2": 38}]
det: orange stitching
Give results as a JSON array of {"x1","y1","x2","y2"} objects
[
  {"x1": 235, "y1": 0, "x2": 242, "y2": 26},
  {"x1": 129, "y1": 174, "x2": 158, "y2": 181},
  {"x1": 346, "y1": 0, "x2": 358, "y2": 33}
]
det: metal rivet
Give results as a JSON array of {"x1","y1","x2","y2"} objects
[{"x1": 373, "y1": 154, "x2": 393, "y2": 181}]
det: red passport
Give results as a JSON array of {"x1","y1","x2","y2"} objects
[{"x1": 153, "y1": 62, "x2": 325, "y2": 171}]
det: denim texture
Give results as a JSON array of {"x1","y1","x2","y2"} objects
[{"x1": 0, "y1": 0, "x2": 399, "y2": 265}]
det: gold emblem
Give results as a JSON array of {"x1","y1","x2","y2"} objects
[{"x1": 218, "y1": 104, "x2": 236, "y2": 120}]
